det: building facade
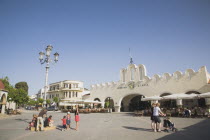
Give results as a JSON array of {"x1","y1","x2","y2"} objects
[
  {"x1": 47, "y1": 80, "x2": 84, "y2": 108},
  {"x1": 89, "y1": 64, "x2": 210, "y2": 112}
]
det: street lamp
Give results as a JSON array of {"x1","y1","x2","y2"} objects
[{"x1": 39, "y1": 45, "x2": 59, "y2": 107}]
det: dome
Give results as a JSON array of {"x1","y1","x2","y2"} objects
[{"x1": 0, "y1": 80, "x2": 5, "y2": 90}]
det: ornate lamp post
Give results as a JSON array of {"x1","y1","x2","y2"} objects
[{"x1": 39, "y1": 45, "x2": 59, "y2": 107}]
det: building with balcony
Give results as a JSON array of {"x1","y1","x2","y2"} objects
[{"x1": 47, "y1": 80, "x2": 97, "y2": 109}]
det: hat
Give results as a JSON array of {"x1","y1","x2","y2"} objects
[{"x1": 67, "y1": 112, "x2": 70, "y2": 114}]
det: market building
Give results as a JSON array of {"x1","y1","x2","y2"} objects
[{"x1": 89, "y1": 63, "x2": 210, "y2": 112}]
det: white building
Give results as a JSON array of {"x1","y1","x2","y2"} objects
[
  {"x1": 89, "y1": 63, "x2": 210, "y2": 112},
  {"x1": 0, "y1": 80, "x2": 8, "y2": 114},
  {"x1": 47, "y1": 80, "x2": 91, "y2": 109}
]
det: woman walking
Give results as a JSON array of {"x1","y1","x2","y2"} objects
[{"x1": 75, "y1": 106, "x2": 80, "y2": 131}]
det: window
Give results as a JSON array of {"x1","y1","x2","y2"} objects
[
  {"x1": 69, "y1": 92, "x2": 71, "y2": 98},
  {"x1": 76, "y1": 92, "x2": 78, "y2": 97},
  {"x1": 69, "y1": 84, "x2": 71, "y2": 89},
  {"x1": 131, "y1": 67, "x2": 135, "y2": 81}
]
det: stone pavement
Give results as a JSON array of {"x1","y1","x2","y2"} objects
[{"x1": 0, "y1": 111, "x2": 209, "y2": 140}]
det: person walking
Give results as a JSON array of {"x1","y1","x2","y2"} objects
[
  {"x1": 75, "y1": 107, "x2": 80, "y2": 131},
  {"x1": 36, "y1": 108, "x2": 47, "y2": 131},
  {"x1": 153, "y1": 103, "x2": 165, "y2": 132},
  {"x1": 151, "y1": 103, "x2": 156, "y2": 130}
]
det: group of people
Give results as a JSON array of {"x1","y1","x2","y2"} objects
[
  {"x1": 61, "y1": 107, "x2": 80, "y2": 131},
  {"x1": 28, "y1": 107, "x2": 80, "y2": 131},
  {"x1": 150, "y1": 103, "x2": 177, "y2": 132}
]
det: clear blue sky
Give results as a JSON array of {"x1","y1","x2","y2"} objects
[{"x1": 1, "y1": 0, "x2": 210, "y2": 95}]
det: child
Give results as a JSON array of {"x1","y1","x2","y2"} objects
[
  {"x1": 26, "y1": 114, "x2": 37, "y2": 130},
  {"x1": 163, "y1": 117, "x2": 177, "y2": 132},
  {"x1": 66, "y1": 112, "x2": 71, "y2": 130},
  {"x1": 61, "y1": 116, "x2": 67, "y2": 131},
  {"x1": 48, "y1": 115, "x2": 54, "y2": 127}
]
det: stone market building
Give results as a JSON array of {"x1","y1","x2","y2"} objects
[{"x1": 89, "y1": 63, "x2": 210, "y2": 112}]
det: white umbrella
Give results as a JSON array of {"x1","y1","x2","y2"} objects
[
  {"x1": 162, "y1": 93, "x2": 198, "y2": 100},
  {"x1": 141, "y1": 95, "x2": 162, "y2": 101},
  {"x1": 199, "y1": 92, "x2": 210, "y2": 98}
]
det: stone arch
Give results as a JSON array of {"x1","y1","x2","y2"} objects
[
  {"x1": 184, "y1": 91, "x2": 205, "y2": 108},
  {"x1": 93, "y1": 98, "x2": 101, "y2": 108},
  {"x1": 0, "y1": 93, "x2": 7, "y2": 114},
  {"x1": 0, "y1": 94, "x2": 7, "y2": 104},
  {"x1": 118, "y1": 93, "x2": 150, "y2": 112},
  {"x1": 159, "y1": 93, "x2": 176, "y2": 108},
  {"x1": 104, "y1": 97, "x2": 115, "y2": 111}
]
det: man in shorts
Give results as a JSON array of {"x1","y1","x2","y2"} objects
[{"x1": 153, "y1": 103, "x2": 165, "y2": 132}]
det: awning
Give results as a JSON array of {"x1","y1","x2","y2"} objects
[
  {"x1": 162, "y1": 93, "x2": 199, "y2": 100},
  {"x1": 199, "y1": 92, "x2": 210, "y2": 98},
  {"x1": 141, "y1": 95, "x2": 162, "y2": 101}
]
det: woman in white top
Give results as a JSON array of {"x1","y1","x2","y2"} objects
[{"x1": 153, "y1": 103, "x2": 165, "y2": 132}]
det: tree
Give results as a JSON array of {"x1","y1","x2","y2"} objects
[
  {"x1": 28, "y1": 99, "x2": 37, "y2": 106},
  {"x1": 12, "y1": 89, "x2": 29, "y2": 107},
  {"x1": 15, "y1": 82, "x2": 29, "y2": 93},
  {"x1": 46, "y1": 99, "x2": 51, "y2": 107},
  {"x1": 37, "y1": 98, "x2": 44, "y2": 105},
  {"x1": 53, "y1": 97, "x2": 59, "y2": 106}
]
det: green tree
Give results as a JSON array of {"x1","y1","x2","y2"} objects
[
  {"x1": 37, "y1": 98, "x2": 44, "y2": 105},
  {"x1": 28, "y1": 99, "x2": 37, "y2": 106},
  {"x1": 15, "y1": 82, "x2": 29, "y2": 93},
  {"x1": 46, "y1": 99, "x2": 51, "y2": 107},
  {"x1": 12, "y1": 89, "x2": 29, "y2": 107},
  {"x1": 53, "y1": 97, "x2": 59, "y2": 103},
  {"x1": 53, "y1": 97, "x2": 59, "y2": 106}
]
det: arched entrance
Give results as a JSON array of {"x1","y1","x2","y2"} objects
[
  {"x1": 159, "y1": 93, "x2": 176, "y2": 108},
  {"x1": 120, "y1": 94, "x2": 150, "y2": 112},
  {"x1": 104, "y1": 97, "x2": 114, "y2": 112},
  {"x1": 93, "y1": 98, "x2": 101, "y2": 108},
  {"x1": 0, "y1": 94, "x2": 7, "y2": 114},
  {"x1": 185, "y1": 91, "x2": 205, "y2": 108}
]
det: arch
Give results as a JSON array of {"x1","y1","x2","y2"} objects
[
  {"x1": 120, "y1": 93, "x2": 149, "y2": 112},
  {"x1": 0, "y1": 94, "x2": 7, "y2": 104},
  {"x1": 94, "y1": 98, "x2": 101, "y2": 101},
  {"x1": 104, "y1": 97, "x2": 115, "y2": 112},
  {"x1": 160, "y1": 93, "x2": 172, "y2": 97},
  {"x1": 185, "y1": 91, "x2": 201, "y2": 94}
]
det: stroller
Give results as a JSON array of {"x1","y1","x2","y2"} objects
[{"x1": 163, "y1": 117, "x2": 178, "y2": 132}]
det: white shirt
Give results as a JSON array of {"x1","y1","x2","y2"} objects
[{"x1": 153, "y1": 106, "x2": 160, "y2": 116}]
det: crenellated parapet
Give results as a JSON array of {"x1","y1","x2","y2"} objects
[{"x1": 91, "y1": 65, "x2": 209, "y2": 91}]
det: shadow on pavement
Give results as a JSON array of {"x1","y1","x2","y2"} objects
[
  {"x1": 123, "y1": 126, "x2": 152, "y2": 132},
  {"x1": 15, "y1": 118, "x2": 30, "y2": 123},
  {"x1": 157, "y1": 119, "x2": 210, "y2": 140}
]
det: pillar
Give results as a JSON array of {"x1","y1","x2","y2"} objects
[
  {"x1": 67, "y1": 92, "x2": 69, "y2": 98},
  {"x1": 205, "y1": 98, "x2": 210, "y2": 106},
  {"x1": 114, "y1": 106, "x2": 120, "y2": 112},
  {"x1": 176, "y1": 99, "x2": 182, "y2": 108},
  {"x1": 1, "y1": 104, "x2": 5, "y2": 114}
]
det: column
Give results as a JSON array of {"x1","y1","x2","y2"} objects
[
  {"x1": 67, "y1": 92, "x2": 69, "y2": 98},
  {"x1": 205, "y1": 98, "x2": 210, "y2": 106},
  {"x1": 176, "y1": 99, "x2": 182, "y2": 108},
  {"x1": 1, "y1": 104, "x2": 5, "y2": 114},
  {"x1": 114, "y1": 106, "x2": 120, "y2": 112}
]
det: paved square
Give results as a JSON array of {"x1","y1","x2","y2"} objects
[{"x1": 0, "y1": 111, "x2": 210, "y2": 140}]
